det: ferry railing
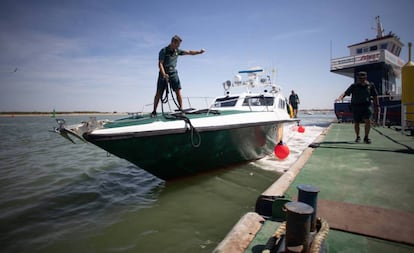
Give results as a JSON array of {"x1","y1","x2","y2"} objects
[
  {"x1": 378, "y1": 103, "x2": 400, "y2": 126},
  {"x1": 330, "y1": 49, "x2": 404, "y2": 72},
  {"x1": 376, "y1": 94, "x2": 399, "y2": 127},
  {"x1": 401, "y1": 102, "x2": 414, "y2": 134}
]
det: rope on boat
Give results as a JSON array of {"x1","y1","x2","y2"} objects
[
  {"x1": 160, "y1": 78, "x2": 202, "y2": 148},
  {"x1": 161, "y1": 78, "x2": 181, "y2": 112},
  {"x1": 262, "y1": 218, "x2": 329, "y2": 253},
  {"x1": 161, "y1": 78, "x2": 170, "y2": 104},
  {"x1": 174, "y1": 113, "x2": 202, "y2": 148}
]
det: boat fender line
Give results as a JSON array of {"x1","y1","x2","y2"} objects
[{"x1": 262, "y1": 218, "x2": 329, "y2": 253}]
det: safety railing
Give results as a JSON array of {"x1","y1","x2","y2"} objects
[{"x1": 401, "y1": 102, "x2": 414, "y2": 134}]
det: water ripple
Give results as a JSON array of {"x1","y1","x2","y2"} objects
[{"x1": 0, "y1": 116, "x2": 164, "y2": 253}]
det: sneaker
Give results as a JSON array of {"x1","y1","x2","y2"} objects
[
  {"x1": 150, "y1": 111, "x2": 157, "y2": 118},
  {"x1": 355, "y1": 136, "x2": 361, "y2": 143},
  {"x1": 363, "y1": 136, "x2": 371, "y2": 144}
]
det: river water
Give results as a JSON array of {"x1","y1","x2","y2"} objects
[{"x1": 0, "y1": 112, "x2": 335, "y2": 253}]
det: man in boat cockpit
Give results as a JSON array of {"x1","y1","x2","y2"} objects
[{"x1": 151, "y1": 35, "x2": 205, "y2": 117}]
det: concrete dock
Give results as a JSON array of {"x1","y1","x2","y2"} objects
[{"x1": 214, "y1": 123, "x2": 414, "y2": 252}]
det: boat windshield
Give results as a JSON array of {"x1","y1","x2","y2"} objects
[
  {"x1": 214, "y1": 96, "x2": 239, "y2": 107},
  {"x1": 242, "y1": 96, "x2": 274, "y2": 106}
]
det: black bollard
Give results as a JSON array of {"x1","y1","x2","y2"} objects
[
  {"x1": 297, "y1": 184, "x2": 320, "y2": 232},
  {"x1": 284, "y1": 201, "x2": 314, "y2": 253}
]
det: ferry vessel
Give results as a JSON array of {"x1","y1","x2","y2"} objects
[{"x1": 331, "y1": 16, "x2": 405, "y2": 125}]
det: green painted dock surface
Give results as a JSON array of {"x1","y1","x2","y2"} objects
[{"x1": 247, "y1": 123, "x2": 414, "y2": 253}]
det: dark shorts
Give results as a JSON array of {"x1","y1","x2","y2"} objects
[
  {"x1": 157, "y1": 71, "x2": 181, "y2": 92},
  {"x1": 352, "y1": 104, "x2": 373, "y2": 123}
]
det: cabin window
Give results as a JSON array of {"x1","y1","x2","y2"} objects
[
  {"x1": 370, "y1": 45, "x2": 377, "y2": 51},
  {"x1": 380, "y1": 43, "x2": 388, "y2": 50},
  {"x1": 396, "y1": 47, "x2": 401, "y2": 56},
  {"x1": 357, "y1": 47, "x2": 369, "y2": 54},
  {"x1": 242, "y1": 96, "x2": 274, "y2": 106},
  {"x1": 214, "y1": 96, "x2": 239, "y2": 107}
]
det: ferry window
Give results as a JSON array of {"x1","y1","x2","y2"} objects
[
  {"x1": 242, "y1": 96, "x2": 274, "y2": 106},
  {"x1": 362, "y1": 47, "x2": 369, "y2": 53},
  {"x1": 396, "y1": 47, "x2": 401, "y2": 56},
  {"x1": 214, "y1": 96, "x2": 239, "y2": 107},
  {"x1": 370, "y1": 45, "x2": 377, "y2": 51},
  {"x1": 356, "y1": 48, "x2": 363, "y2": 54},
  {"x1": 380, "y1": 43, "x2": 387, "y2": 50},
  {"x1": 391, "y1": 44, "x2": 395, "y2": 53}
]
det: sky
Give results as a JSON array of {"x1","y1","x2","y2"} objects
[{"x1": 0, "y1": 0, "x2": 413, "y2": 112}]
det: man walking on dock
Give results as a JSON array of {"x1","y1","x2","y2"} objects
[{"x1": 337, "y1": 71, "x2": 379, "y2": 144}]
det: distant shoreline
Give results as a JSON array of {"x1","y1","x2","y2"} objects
[{"x1": 0, "y1": 112, "x2": 129, "y2": 117}]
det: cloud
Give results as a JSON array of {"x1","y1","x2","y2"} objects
[{"x1": 0, "y1": 20, "x2": 160, "y2": 111}]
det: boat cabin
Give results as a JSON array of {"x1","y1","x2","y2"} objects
[{"x1": 211, "y1": 68, "x2": 289, "y2": 112}]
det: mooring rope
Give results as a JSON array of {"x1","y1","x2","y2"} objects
[
  {"x1": 309, "y1": 218, "x2": 330, "y2": 253},
  {"x1": 262, "y1": 222, "x2": 286, "y2": 253},
  {"x1": 262, "y1": 218, "x2": 329, "y2": 253}
]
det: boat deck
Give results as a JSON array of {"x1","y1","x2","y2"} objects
[{"x1": 216, "y1": 123, "x2": 414, "y2": 252}]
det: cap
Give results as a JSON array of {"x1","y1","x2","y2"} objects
[{"x1": 357, "y1": 71, "x2": 367, "y2": 77}]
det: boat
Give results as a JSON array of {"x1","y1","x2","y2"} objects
[
  {"x1": 54, "y1": 68, "x2": 296, "y2": 180},
  {"x1": 331, "y1": 16, "x2": 405, "y2": 125}
]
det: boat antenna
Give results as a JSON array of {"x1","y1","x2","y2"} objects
[
  {"x1": 375, "y1": 16, "x2": 384, "y2": 38},
  {"x1": 272, "y1": 68, "x2": 276, "y2": 84}
]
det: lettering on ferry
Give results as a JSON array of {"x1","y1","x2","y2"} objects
[{"x1": 358, "y1": 53, "x2": 380, "y2": 62}]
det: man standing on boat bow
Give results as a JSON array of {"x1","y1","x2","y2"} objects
[
  {"x1": 151, "y1": 35, "x2": 205, "y2": 117},
  {"x1": 337, "y1": 71, "x2": 379, "y2": 144}
]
